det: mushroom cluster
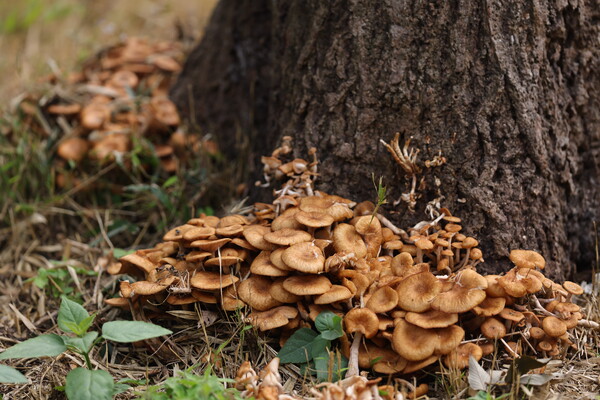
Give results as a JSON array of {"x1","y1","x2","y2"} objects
[
  {"x1": 106, "y1": 145, "x2": 588, "y2": 385},
  {"x1": 16, "y1": 37, "x2": 215, "y2": 189},
  {"x1": 107, "y1": 189, "x2": 585, "y2": 379},
  {"x1": 234, "y1": 357, "x2": 428, "y2": 400}
]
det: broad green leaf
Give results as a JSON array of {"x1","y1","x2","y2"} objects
[
  {"x1": 315, "y1": 312, "x2": 343, "y2": 340},
  {"x1": 313, "y1": 351, "x2": 347, "y2": 382},
  {"x1": 101, "y1": 321, "x2": 172, "y2": 343},
  {"x1": 112, "y1": 382, "x2": 131, "y2": 396},
  {"x1": 58, "y1": 296, "x2": 90, "y2": 335},
  {"x1": 63, "y1": 332, "x2": 98, "y2": 354},
  {"x1": 278, "y1": 328, "x2": 318, "y2": 364},
  {"x1": 0, "y1": 334, "x2": 66, "y2": 360},
  {"x1": 310, "y1": 335, "x2": 330, "y2": 360},
  {"x1": 65, "y1": 368, "x2": 114, "y2": 400},
  {"x1": 313, "y1": 353, "x2": 330, "y2": 382},
  {"x1": 0, "y1": 364, "x2": 29, "y2": 383}
]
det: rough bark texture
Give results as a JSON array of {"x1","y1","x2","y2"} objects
[{"x1": 171, "y1": 0, "x2": 600, "y2": 280}]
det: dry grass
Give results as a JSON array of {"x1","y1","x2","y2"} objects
[{"x1": 0, "y1": 0, "x2": 217, "y2": 106}]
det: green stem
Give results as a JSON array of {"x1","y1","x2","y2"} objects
[{"x1": 82, "y1": 351, "x2": 92, "y2": 369}]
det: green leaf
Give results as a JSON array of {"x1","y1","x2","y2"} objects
[
  {"x1": 312, "y1": 351, "x2": 348, "y2": 382},
  {"x1": 162, "y1": 176, "x2": 178, "y2": 188},
  {"x1": 112, "y1": 248, "x2": 134, "y2": 259},
  {"x1": 314, "y1": 311, "x2": 344, "y2": 340},
  {"x1": 310, "y1": 335, "x2": 330, "y2": 360},
  {"x1": 58, "y1": 296, "x2": 90, "y2": 335},
  {"x1": 65, "y1": 368, "x2": 114, "y2": 400},
  {"x1": 76, "y1": 314, "x2": 96, "y2": 336},
  {"x1": 101, "y1": 321, "x2": 172, "y2": 343},
  {"x1": 0, "y1": 364, "x2": 29, "y2": 383},
  {"x1": 313, "y1": 353, "x2": 330, "y2": 382},
  {"x1": 278, "y1": 328, "x2": 319, "y2": 364},
  {"x1": 0, "y1": 334, "x2": 66, "y2": 360},
  {"x1": 63, "y1": 332, "x2": 98, "y2": 354}
]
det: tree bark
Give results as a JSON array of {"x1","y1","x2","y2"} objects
[{"x1": 170, "y1": 0, "x2": 600, "y2": 280}]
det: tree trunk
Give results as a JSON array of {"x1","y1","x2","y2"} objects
[{"x1": 170, "y1": 0, "x2": 600, "y2": 280}]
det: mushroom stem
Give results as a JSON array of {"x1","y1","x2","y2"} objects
[
  {"x1": 531, "y1": 295, "x2": 559, "y2": 317},
  {"x1": 376, "y1": 214, "x2": 409, "y2": 240},
  {"x1": 500, "y1": 338, "x2": 519, "y2": 358},
  {"x1": 457, "y1": 248, "x2": 471, "y2": 269},
  {"x1": 578, "y1": 319, "x2": 600, "y2": 329},
  {"x1": 345, "y1": 332, "x2": 363, "y2": 378}
]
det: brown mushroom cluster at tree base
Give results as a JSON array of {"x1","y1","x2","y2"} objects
[{"x1": 106, "y1": 143, "x2": 588, "y2": 384}]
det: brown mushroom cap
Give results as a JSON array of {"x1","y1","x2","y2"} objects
[
  {"x1": 480, "y1": 317, "x2": 507, "y2": 339},
  {"x1": 498, "y1": 308, "x2": 525, "y2": 322},
  {"x1": 315, "y1": 285, "x2": 353, "y2": 304},
  {"x1": 120, "y1": 253, "x2": 157, "y2": 275},
  {"x1": 473, "y1": 297, "x2": 507, "y2": 317},
  {"x1": 216, "y1": 224, "x2": 244, "y2": 237},
  {"x1": 405, "y1": 310, "x2": 458, "y2": 329},
  {"x1": 366, "y1": 286, "x2": 399, "y2": 313},
  {"x1": 189, "y1": 238, "x2": 232, "y2": 252},
  {"x1": 248, "y1": 306, "x2": 299, "y2": 331},
  {"x1": 269, "y1": 248, "x2": 292, "y2": 271},
  {"x1": 435, "y1": 325, "x2": 466, "y2": 355},
  {"x1": 542, "y1": 316, "x2": 568, "y2": 337},
  {"x1": 392, "y1": 319, "x2": 438, "y2": 361},
  {"x1": 268, "y1": 278, "x2": 302, "y2": 303},
  {"x1": 185, "y1": 251, "x2": 212, "y2": 262},
  {"x1": 444, "y1": 343, "x2": 483, "y2": 369},
  {"x1": 183, "y1": 226, "x2": 216, "y2": 241},
  {"x1": 243, "y1": 225, "x2": 279, "y2": 251},
  {"x1": 509, "y1": 249, "x2": 546, "y2": 270},
  {"x1": 485, "y1": 275, "x2": 508, "y2": 297},
  {"x1": 333, "y1": 223, "x2": 367, "y2": 259},
  {"x1": 205, "y1": 256, "x2": 243, "y2": 268},
  {"x1": 402, "y1": 355, "x2": 439, "y2": 374},
  {"x1": 237, "y1": 275, "x2": 282, "y2": 311},
  {"x1": 57, "y1": 137, "x2": 90, "y2": 162},
  {"x1": 220, "y1": 285, "x2": 246, "y2": 311},
  {"x1": 562, "y1": 281, "x2": 584, "y2": 295},
  {"x1": 190, "y1": 271, "x2": 239, "y2": 291},
  {"x1": 271, "y1": 207, "x2": 303, "y2": 231},
  {"x1": 264, "y1": 228, "x2": 312, "y2": 246},
  {"x1": 281, "y1": 242, "x2": 325, "y2": 274},
  {"x1": 358, "y1": 342, "x2": 407, "y2": 373},
  {"x1": 431, "y1": 283, "x2": 486, "y2": 314},
  {"x1": 529, "y1": 327, "x2": 546, "y2": 340},
  {"x1": 344, "y1": 308, "x2": 379, "y2": 338},
  {"x1": 283, "y1": 275, "x2": 332, "y2": 296},
  {"x1": 129, "y1": 280, "x2": 172, "y2": 296},
  {"x1": 396, "y1": 272, "x2": 442, "y2": 312},
  {"x1": 250, "y1": 251, "x2": 288, "y2": 277},
  {"x1": 294, "y1": 211, "x2": 335, "y2": 228}
]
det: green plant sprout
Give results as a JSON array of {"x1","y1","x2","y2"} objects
[
  {"x1": 27, "y1": 264, "x2": 97, "y2": 299},
  {"x1": 138, "y1": 368, "x2": 245, "y2": 400},
  {"x1": 277, "y1": 311, "x2": 347, "y2": 382},
  {"x1": 0, "y1": 296, "x2": 172, "y2": 400},
  {"x1": 370, "y1": 174, "x2": 388, "y2": 224}
]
